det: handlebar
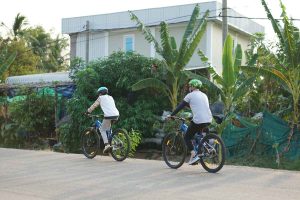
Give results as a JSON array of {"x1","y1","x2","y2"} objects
[{"x1": 166, "y1": 116, "x2": 186, "y2": 122}]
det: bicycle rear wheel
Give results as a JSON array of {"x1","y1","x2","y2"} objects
[
  {"x1": 162, "y1": 133, "x2": 187, "y2": 169},
  {"x1": 110, "y1": 129, "x2": 130, "y2": 161},
  {"x1": 199, "y1": 133, "x2": 225, "y2": 173},
  {"x1": 81, "y1": 128, "x2": 100, "y2": 159}
]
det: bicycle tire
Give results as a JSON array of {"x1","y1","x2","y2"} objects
[
  {"x1": 162, "y1": 133, "x2": 187, "y2": 169},
  {"x1": 199, "y1": 133, "x2": 225, "y2": 173},
  {"x1": 110, "y1": 128, "x2": 130, "y2": 161},
  {"x1": 81, "y1": 127, "x2": 100, "y2": 159}
]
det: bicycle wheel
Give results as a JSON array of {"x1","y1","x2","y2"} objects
[
  {"x1": 81, "y1": 127, "x2": 100, "y2": 159},
  {"x1": 110, "y1": 129, "x2": 130, "y2": 161},
  {"x1": 162, "y1": 133, "x2": 187, "y2": 169},
  {"x1": 199, "y1": 133, "x2": 225, "y2": 173}
]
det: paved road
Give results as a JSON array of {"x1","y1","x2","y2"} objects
[{"x1": 0, "y1": 148, "x2": 299, "y2": 200}]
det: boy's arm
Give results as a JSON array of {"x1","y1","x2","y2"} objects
[{"x1": 87, "y1": 97, "x2": 100, "y2": 113}]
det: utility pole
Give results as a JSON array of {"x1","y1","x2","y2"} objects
[
  {"x1": 85, "y1": 20, "x2": 90, "y2": 63},
  {"x1": 222, "y1": 0, "x2": 228, "y2": 46}
]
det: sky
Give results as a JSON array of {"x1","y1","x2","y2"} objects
[{"x1": 1, "y1": 0, "x2": 300, "y2": 41}]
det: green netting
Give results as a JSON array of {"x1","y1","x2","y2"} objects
[
  {"x1": 260, "y1": 112, "x2": 290, "y2": 145},
  {"x1": 222, "y1": 111, "x2": 300, "y2": 160}
]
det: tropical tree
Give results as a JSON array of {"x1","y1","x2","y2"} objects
[
  {"x1": 186, "y1": 35, "x2": 255, "y2": 132},
  {"x1": 129, "y1": 4, "x2": 209, "y2": 109},
  {"x1": 4, "y1": 40, "x2": 40, "y2": 77},
  {"x1": 241, "y1": 0, "x2": 300, "y2": 130},
  {"x1": 0, "y1": 44, "x2": 17, "y2": 79},
  {"x1": 25, "y1": 26, "x2": 69, "y2": 72},
  {"x1": 12, "y1": 13, "x2": 28, "y2": 39}
]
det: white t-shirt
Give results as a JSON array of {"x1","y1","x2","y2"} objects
[
  {"x1": 183, "y1": 90, "x2": 212, "y2": 124},
  {"x1": 88, "y1": 95, "x2": 119, "y2": 117}
]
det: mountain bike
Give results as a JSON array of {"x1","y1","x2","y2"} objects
[
  {"x1": 81, "y1": 113, "x2": 130, "y2": 161},
  {"x1": 162, "y1": 116, "x2": 225, "y2": 173}
]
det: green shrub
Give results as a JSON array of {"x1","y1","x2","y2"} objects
[
  {"x1": 8, "y1": 91, "x2": 55, "y2": 139},
  {"x1": 128, "y1": 129, "x2": 142, "y2": 157},
  {"x1": 63, "y1": 51, "x2": 168, "y2": 152}
]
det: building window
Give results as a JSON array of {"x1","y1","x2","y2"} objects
[{"x1": 123, "y1": 34, "x2": 134, "y2": 52}]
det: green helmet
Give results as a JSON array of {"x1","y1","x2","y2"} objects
[{"x1": 188, "y1": 79, "x2": 202, "y2": 88}]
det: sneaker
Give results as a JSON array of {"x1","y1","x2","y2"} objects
[
  {"x1": 103, "y1": 144, "x2": 112, "y2": 153},
  {"x1": 188, "y1": 151, "x2": 200, "y2": 165}
]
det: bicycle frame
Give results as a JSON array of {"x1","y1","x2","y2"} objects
[
  {"x1": 173, "y1": 116, "x2": 207, "y2": 154},
  {"x1": 163, "y1": 116, "x2": 226, "y2": 172},
  {"x1": 89, "y1": 114, "x2": 113, "y2": 143}
]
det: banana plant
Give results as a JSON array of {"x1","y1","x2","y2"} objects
[
  {"x1": 241, "y1": 0, "x2": 300, "y2": 129},
  {"x1": 0, "y1": 50, "x2": 17, "y2": 78},
  {"x1": 185, "y1": 35, "x2": 256, "y2": 134},
  {"x1": 187, "y1": 35, "x2": 255, "y2": 115},
  {"x1": 129, "y1": 4, "x2": 209, "y2": 109}
]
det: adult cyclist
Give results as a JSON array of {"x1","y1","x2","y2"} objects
[{"x1": 168, "y1": 79, "x2": 212, "y2": 165}]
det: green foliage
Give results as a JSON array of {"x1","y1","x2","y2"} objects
[
  {"x1": 25, "y1": 26, "x2": 69, "y2": 72},
  {"x1": 61, "y1": 51, "x2": 167, "y2": 152},
  {"x1": 0, "y1": 13, "x2": 69, "y2": 77},
  {"x1": 117, "y1": 97, "x2": 164, "y2": 138},
  {"x1": 69, "y1": 57, "x2": 86, "y2": 80},
  {"x1": 128, "y1": 129, "x2": 142, "y2": 157},
  {"x1": 0, "y1": 47, "x2": 16, "y2": 79},
  {"x1": 58, "y1": 123, "x2": 80, "y2": 153},
  {"x1": 12, "y1": 13, "x2": 28, "y2": 38},
  {"x1": 241, "y1": 0, "x2": 300, "y2": 127},
  {"x1": 186, "y1": 35, "x2": 256, "y2": 134},
  {"x1": 9, "y1": 90, "x2": 56, "y2": 138},
  {"x1": 0, "y1": 121, "x2": 25, "y2": 147},
  {"x1": 130, "y1": 4, "x2": 209, "y2": 109},
  {"x1": 227, "y1": 155, "x2": 300, "y2": 171},
  {"x1": 3, "y1": 40, "x2": 40, "y2": 79}
]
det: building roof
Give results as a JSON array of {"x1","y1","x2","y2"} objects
[
  {"x1": 62, "y1": 1, "x2": 264, "y2": 36},
  {"x1": 5, "y1": 72, "x2": 72, "y2": 85}
]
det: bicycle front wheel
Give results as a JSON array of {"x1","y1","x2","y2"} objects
[
  {"x1": 162, "y1": 133, "x2": 187, "y2": 169},
  {"x1": 199, "y1": 133, "x2": 225, "y2": 173},
  {"x1": 81, "y1": 127, "x2": 100, "y2": 159},
  {"x1": 110, "y1": 129, "x2": 130, "y2": 161}
]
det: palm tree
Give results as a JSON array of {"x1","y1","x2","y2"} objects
[
  {"x1": 241, "y1": 0, "x2": 300, "y2": 130},
  {"x1": 12, "y1": 13, "x2": 28, "y2": 38},
  {"x1": 129, "y1": 4, "x2": 209, "y2": 109}
]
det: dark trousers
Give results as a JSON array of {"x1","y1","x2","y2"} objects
[{"x1": 184, "y1": 121, "x2": 210, "y2": 151}]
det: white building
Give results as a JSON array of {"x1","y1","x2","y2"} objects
[{"x1": 62, "y1": 1, "x2": 264, "y2": 73}]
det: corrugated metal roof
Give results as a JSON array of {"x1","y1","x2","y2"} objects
[{"x1": 5, "y1": 72, "x2": 72, "y2": 85}]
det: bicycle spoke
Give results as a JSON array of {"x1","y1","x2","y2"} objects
[
  {"x1": 199, "y1": 134, "x2": 225, "y2": 173},
  {"x1": 81, "y1": 128, "x2": 100, "y2": 159},
  {"x1": 110, "y1": 129, "x2": 130, "y2": 161},
  {"x1": 162, "y1": 133, "x2": 187, "y2": 169}
]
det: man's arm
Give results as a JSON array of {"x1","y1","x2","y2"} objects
[{"x1": 171, "y1": 100, "x2": 189, "y2": 116}]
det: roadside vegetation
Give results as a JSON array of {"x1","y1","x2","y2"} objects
[{"x1": 0, "y1": 1, "x2": 299, "y2": 169}]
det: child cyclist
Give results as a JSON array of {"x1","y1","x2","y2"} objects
[
  {"x1": 86, "y1": 86, "x2": 119, "y2": 153},
  {"x1": 168, "y1": 79, "x2": 212, "y2": 165}
]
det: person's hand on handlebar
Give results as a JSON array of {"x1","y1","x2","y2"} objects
[
  {"x1": 165, "y1": 115, "x2": 175, "y2": 120},
  {"x1": 84, "y1": 111, "x2": 90, "y2": 116}
]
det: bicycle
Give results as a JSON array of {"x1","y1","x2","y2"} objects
[
  {"x1": 162, "y1": 116, "x2": 225, "y2": 173},
  {"x1": 81, "y1": 113, "x2": 130, "y2": 161}
]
